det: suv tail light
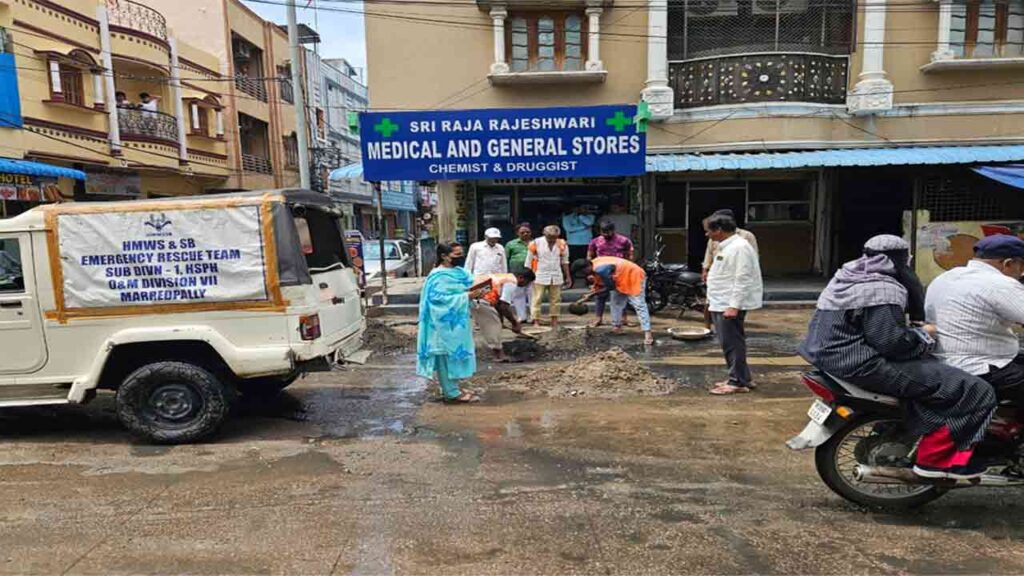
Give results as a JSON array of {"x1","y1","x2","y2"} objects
[
  {"x1": 299, "y1": 314, "x2": 322, "y2": 341},
  {"x1": 801, "y1": 373, "x2": 835, "y2": 403}
]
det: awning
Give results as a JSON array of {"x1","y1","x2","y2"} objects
[
  {"x1": 0, "y1": 158, "x2": 86, "y2": 180},
  {"x1": 646, "y1": 145, "x2": 1024, "y2": 173},
  {"x1": 973, "y1": 164, "x2": 1024, "y2": 190},
  {"x1": 329, "y1": 163, "x2": 363, "y2": 180}
]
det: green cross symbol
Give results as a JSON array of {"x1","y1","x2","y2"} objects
[
  {"x1": 606, "y1": 111, "x2": 633, "y2": 133},
  {"x1": 634, "y1": 101, "x2": 652, "y2": 134},
  {"x1": 374, "y1": 118, "x2": 400, "y2": 138}
]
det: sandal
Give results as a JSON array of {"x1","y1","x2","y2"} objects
[
  {"x1": 444, "y1": 392, "x2": 481, "y2": 404},
  {"x1": 709, "y1": 384, "x2": 750, "y2": 396},
  {"x1": 589, "y1": 320, "x2": 604, "y2": 328}
]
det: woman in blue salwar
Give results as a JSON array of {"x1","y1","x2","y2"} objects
[{"x1": 417, "y1": 243, "x2": 482, "y2": 403}]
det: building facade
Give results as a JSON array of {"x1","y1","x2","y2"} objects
[
  {"x1": 0, "y1": 0, "x2": 232, "y2": 214},
  {"x1": 365, "y1": 0, "x2": 1024, "y2": 278},
  {"x1": 144, "y1": 0, "x2": 306, "y2": 191}
]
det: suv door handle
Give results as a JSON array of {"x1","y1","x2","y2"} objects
[{"x1": 0, "y1": 301, "x2": 22, "y2": 309}]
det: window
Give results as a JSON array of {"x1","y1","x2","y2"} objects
[
  {"x1": 746, "y1": 181, "x2": 812, "y2": 222},
  {"x1": 0, "y1": 238, "x2": 24, "y2": 293},
  {"x1": 507, "y1": 12, "x2": 587, "y2": 72},
  {"x1": 0, "y1": 27, "x2": 13, "y2": 55},
  {"x1": 284, "y1": 134, "x2": 299, "y2": 168},
  {"x1": 668, "y1": 0, "x2": 855, "y2": 61},
  {"x1": 951, "y1": 0, "x2": 1024, "y2": 58},
  {"x1": 58, "y1": 64, "x2": 84, "y2": 106},
  {"x1": 278, "y1": 64, "x2": 294, "y2": 104}
]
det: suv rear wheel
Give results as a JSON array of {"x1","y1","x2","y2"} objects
[{"x1": 116, "y1": 361, "x2": 233, "y2": 444}]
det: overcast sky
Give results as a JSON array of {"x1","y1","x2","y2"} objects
[{"x1": 241, "y1": 1, "x2": 367, "y2": 74}]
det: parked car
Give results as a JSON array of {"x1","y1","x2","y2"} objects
[
  {"x1": 0, "y1": 190, "x2": 367, "y2": 444},
  {"x1": 363, "y1": 239, "x2": 415, "y2": 280}
]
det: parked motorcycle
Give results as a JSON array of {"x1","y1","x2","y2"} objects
[
  {"x1": 788, "y1": 370, "x2": 1024, "y2": 509},
  {"x1": 643, "y1": 236, "x2": 706, "y2": 318}
]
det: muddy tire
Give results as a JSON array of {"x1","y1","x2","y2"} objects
[
  {"x1": 646, "y1": 285, "x2": 668, "y2": 314},
  {"x1": 116, "y1": 361, "x2": 232, "y2": 444},
  {"x1": 814, "y1": 414, "x2": 944, "y2": 510}
]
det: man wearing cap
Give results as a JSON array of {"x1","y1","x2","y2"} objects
[
  {"x1": 926, "y1": 234, "x2": 1024, "y2": 406},
  {"x1": 464, "y1": 228, "x2": 507, "y2": 278}
]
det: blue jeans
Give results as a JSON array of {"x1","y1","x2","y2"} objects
[{"x1": 609, "y1": 281, "x2": 651, "y2": 331}]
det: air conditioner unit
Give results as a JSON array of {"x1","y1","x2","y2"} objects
[
  {"x1": 685, "y1": 0, "x2": 739, "y2": 17},
  {"x1": 752, "y1": 0, "x2": 809, "y2": 15}
]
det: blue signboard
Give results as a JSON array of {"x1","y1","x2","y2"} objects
[{"x1": 359, "y1": 105, "x2": 646, "y2": 182}]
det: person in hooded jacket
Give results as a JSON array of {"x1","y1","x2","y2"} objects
[{"x1": 799, "y1": 235, "x2": 997, "y2": 480}]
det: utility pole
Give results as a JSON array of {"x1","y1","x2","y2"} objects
[
  {"x1": 374, "y1": 182, "x2": 389, "y2": 305},
  {"x1": 286, "y1": 0, "x2": 311, "y2": 189}
]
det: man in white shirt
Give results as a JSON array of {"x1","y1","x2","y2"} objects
[
  {"x1": 138, "y1": 92, "x2": 161, "y2": 112},
  {"x1": 926, "y1": 234, "x2": 1024, "y2": 405},
  {"x1": 525, "y1": 225, "x2": 571, "y2": 328},
  {"x1": 464, "y1": 228, "x2": 507, "y2": 277},
  {"x1": 704, "y1": 212, "x2": 763, "y2": 395}
]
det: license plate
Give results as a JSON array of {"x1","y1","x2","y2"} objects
[{"x1": 807, "y1": 399, "x2": 832, "y2": 425}]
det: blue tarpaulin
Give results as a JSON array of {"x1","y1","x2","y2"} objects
[
  {"x1": 0, "y1": 158, "x2": 86, "y2": 180},
  {"x1": 973, "y1": 165, "x2": 1024, "y2": 190},
  {"x1": 0, "y1": 54, "x2": 21, "y2": 129}
]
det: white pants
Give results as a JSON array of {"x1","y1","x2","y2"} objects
[
  {"x1": 471, "y1": 302, "x2": 502, "y2": 350},
  {"x1": 513, "y1": 283, "x2": 532, "y2": 322}
]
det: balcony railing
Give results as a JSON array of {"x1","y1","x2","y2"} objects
[
  {"x1": 106, "y1": 0, "x2": 167, "y2": 42},
  {"x1": 235, "y1": 75, "x2": 268, "y2": 103},
  {"x1": 118, "y1": 107, "x2": 179, "y2": 144},
  {"x1": 242, "y1": 153, "x2": 273, "y2": 174},
  {"x1": 670, "y1": 53, "x2": 849, "y2": 110}
]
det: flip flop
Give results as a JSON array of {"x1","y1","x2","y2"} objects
[
  {"x1": 444, "y1": 392, "x2": 481, "y2": 404},
  {"x1": 709, "y1": 384, "x2": 750, "y2": 396}
]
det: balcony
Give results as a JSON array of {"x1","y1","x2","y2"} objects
[
  {"x1": 118, "y1": 107, "x2": 179, "y2": 144},
  {"x1": 235, "y1": 75, "x2": 268, "y2": 103},
  {"x1": 242, "y1": 153, "x2": 273, "y2": 174},
  {"x1": 669, "y1": 53, "x2": 848, "y2": 110},
  {"x1": 106, "y1": 0, "x2": 167, "y2": 42}
]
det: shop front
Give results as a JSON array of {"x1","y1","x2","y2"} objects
[
  {"x1": 0, "y1": 158, "x2": 86, "y2": 217},
  {"x1": 357, "y1": 104, "x2": 648, "y2": 250}
]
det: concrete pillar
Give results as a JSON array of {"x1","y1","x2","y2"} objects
[
  {"x1": 932, "y1": 0, "x2": 956, "y2": 62},
  {"x1": 847, "y1": 0, "x2": 894, "y2": 114},
  {"x1": 48, "y1": 60, "x2": 63, "y2": 99},
  {"x1": 585, "y1": 7, "x2": 603, "y2": 71},
  {"x1": 92, "y1": 71, "x2": 105, "y2": 109},
  {"x1": 169, "y1": 36, "x2": 188, "y2": 164},
  {"x1": 641, "y1": 0, "x2": 674, "y2": 120},
  {"x1": 490, "y1": 6, "x2": 510, "y2": 75},
  {"x1": 97, "y1": 5, "x2": 122, "y2": 156}
]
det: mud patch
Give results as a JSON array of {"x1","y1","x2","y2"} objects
[
  {"x1": 471, "y1": 348, "x2": 677, "y2": 399},
  {"x1": 502, "y1": 326, "x2": 615, "y2": 361},
  {"x1": 363, "y1": 318, "x2": 417, "y2": 355}
]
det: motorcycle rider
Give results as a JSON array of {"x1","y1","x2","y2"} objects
[
  {"x1": 800, "y1": 235, "x2": 997, "y2": 480},
  {"x1": 925, "y1": 234, "x2": 1024, "y2": 407}
]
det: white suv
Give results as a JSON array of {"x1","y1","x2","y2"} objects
[{"x1": 0, "y1": 190, "x2": 366, "y2": 443}]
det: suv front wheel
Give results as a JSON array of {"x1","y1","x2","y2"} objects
[{"x1": 116, "y1": 361, "x2": 232, "y2": 444}]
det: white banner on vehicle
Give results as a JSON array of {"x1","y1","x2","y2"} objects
[{"x1": 58, "y1": 206, "x2": 269, "y2": 309}]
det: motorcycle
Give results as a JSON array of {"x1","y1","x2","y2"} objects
[
  {"x1": 788, "y1": 370, "x2": 1024, "y2": 509},
  {"x1": 643, "y1": 236, "x2": 706, "y2": 318}
]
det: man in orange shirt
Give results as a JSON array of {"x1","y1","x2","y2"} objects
[
  {"x1": 471, "y1": 269, "x2": 535, "y2": 362},
  {"x1": 574, "y1": 257, "x2": 654, "y2": 345}
]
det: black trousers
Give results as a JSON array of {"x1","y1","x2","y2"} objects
[
  {"x1": 982, "y1": 354, "x2": 1024, "y2": 406},
  {"x1": 712, "y1": 311, "x2": 751, "y2": 387}
]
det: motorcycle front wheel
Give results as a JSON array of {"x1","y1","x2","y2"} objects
[{"x1": 814, "y1": 414, "x2": 944, "y2": 510}]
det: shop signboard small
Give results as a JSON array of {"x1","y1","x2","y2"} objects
[
  {"x1": 360, "y1": 105, "x2": 646, "y2": 182},
  {"x1": 0, "y1": 173, "x2": 60, "y2": 202},
  {"x1": 344, "y1": 230, "x2": 366, "y2": 288}
]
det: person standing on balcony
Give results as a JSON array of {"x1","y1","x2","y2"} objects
[
  {"x1": 115, "y1": 92, "x2": 135, "y2": 109},
  {"x1": 138, "y1": 93, "x2": 161, "y2": 112}
]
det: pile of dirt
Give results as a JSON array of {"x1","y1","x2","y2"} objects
[
  {"x1": 472, "y1": 347, "x2": 677, "y2": 399},
  {"x1": 503, "y1": 326, "x2": 615, "y2": 361},
  {"x1": 363, "y1": 319, "x2": 417, "y2": 355}
]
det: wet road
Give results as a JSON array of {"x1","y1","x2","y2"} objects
[{"x1": 3, "y1": 310, "x2": 1024, "y2": 574}]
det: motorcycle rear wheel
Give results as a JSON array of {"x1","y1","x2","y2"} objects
[
  {"x1": 646, "y1": 286, "x2": 668, "y2": 314},
  {"x1": 815, "y1": 414, "x2": 944, "y2": 510}
]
